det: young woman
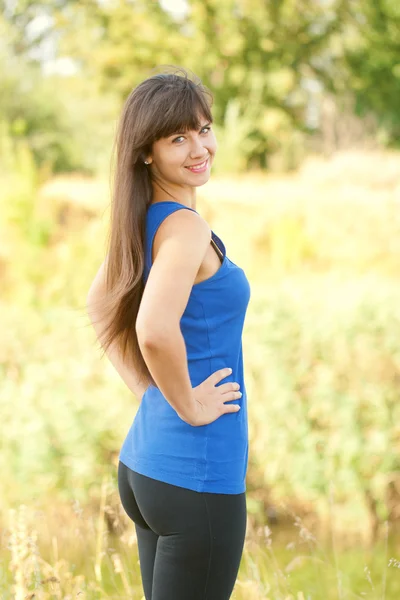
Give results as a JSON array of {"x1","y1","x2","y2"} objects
[{"x1": 87, "y1": 67, "x2": 251, "y2": 600}]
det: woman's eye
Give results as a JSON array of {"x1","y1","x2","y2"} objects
[{"x1": 172, "y1": 126, "x2": 210, "y2": 143}]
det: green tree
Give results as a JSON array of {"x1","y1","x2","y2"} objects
[
  {"x1": 57, "y1": 0, "x2": 346, "y2": 169},
  {"x1": 343, "y1": 0, "x2": 400, "y2": 145}
]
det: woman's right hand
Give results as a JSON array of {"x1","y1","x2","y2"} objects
[{"x1": 187, "y1": 368, "x2": 242, "y2": 426}]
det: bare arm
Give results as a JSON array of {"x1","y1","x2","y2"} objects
[
  {"x1": 136, "y1": 209, "x2": 212, "y2": 425},
  {"x1": 86, "y1": 260, "x2": 150, "y2": 403},
  {"x1": 138, "y1": 329, "x2": 195, "y2": 422}
]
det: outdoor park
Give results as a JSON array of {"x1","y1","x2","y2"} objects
[{"x1": 1, "y1": 1, "x2": 400, "y2": 598}]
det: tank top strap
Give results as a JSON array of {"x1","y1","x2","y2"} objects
[{"x1": 144, "y1": 201, "x2": 198, "y2": 280}]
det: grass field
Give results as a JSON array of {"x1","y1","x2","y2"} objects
[{"x1": 1, "y1": 149, "x2": 400, "y2": 598}]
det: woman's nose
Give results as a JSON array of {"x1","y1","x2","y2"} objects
[{"x1": 189, "y1": 138, "x2": 208, "y2": 159}]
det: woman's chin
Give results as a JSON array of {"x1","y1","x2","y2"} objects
[{"x1": 183, "y1": 170, "x2": 211, "y2": 187}]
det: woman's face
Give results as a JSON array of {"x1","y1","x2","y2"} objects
[{"x1": 146, "y1": 117, "x2": 217, "y2": 187}]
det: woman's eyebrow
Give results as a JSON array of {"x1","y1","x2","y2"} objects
[{"x1": 170, "y1": 122, "x2": 212, "y2": 136}]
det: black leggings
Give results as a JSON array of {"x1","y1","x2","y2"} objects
[{"x1": 117, "y1": 461, "x2": 247, "y2": 600}]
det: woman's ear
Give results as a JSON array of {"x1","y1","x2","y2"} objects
[{"x1": 141, "y1": 154, "x2": 152, "y2": 165}]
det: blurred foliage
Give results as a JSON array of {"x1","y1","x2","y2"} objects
[
  {"x1": 0, "y1": 11, "x2": 117, "y2": 174},
  {"x1": 1, "y1": 148, "x2": 400, "y2": 543},
  {"x1": 246, "y1": 275, "x2": 400, "y2": 529},
  {"x1": 1, "y1": 2, "x2": 400, "y2": 589},
  {"x1": 343, "y1": 0, "x2": 400, "y2": 144},
  {"x1": 2, "y1": 502, "x2": 400, "y2": 599},
  {"x1": 1, "y1": 0, "x2": 400, "y2": 173}
]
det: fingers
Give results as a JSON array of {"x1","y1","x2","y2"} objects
[
  {"x1": 219, "y1": 382, "x2": 241, "y2": 394},
  {"x1": 210, "y1": 368, "x2": 233, "y2": 385},
  {"x1": 206, "y1": 368, "x2": 242, "y2": 418},
  {"x1": 209, "y1": 370, "x2": 241, "y2": 401},
  {"x1": 223, "y1": 403, "x2": 241, "y2": 414},
  {"x1": 210, "y1": 369, "x2": 241, "y2": 390},
  {"x1": 222, "y1": 391, "x2": 242, "y2": 402}
]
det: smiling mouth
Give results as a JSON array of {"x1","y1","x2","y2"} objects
[{"x1": 184, "y1": 158, "x2": 209, "y2": 172}]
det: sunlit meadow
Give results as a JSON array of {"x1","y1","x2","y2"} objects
[{"x1": 1, "y1": 146, "x2": 400, "y2": 598}]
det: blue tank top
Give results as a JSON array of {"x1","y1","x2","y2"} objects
[{"x1": 119, "y1": 201, "x2": 251, "y2": 494}]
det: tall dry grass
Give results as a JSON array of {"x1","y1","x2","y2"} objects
[{"x1": 2, "y1": 486, "x2": 399, "y2": 599}]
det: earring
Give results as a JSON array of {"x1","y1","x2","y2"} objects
[{"x1": 144, "y1": 160, "x2": 149, "y2": 165}]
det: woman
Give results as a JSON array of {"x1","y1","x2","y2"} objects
[{"x1": 87, "y1": 67, "x2": 251, "y2": 600}]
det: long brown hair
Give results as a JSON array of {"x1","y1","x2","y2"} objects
[{"x1": 91, "y1": 66, "x2": 213, "y2": 389}]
